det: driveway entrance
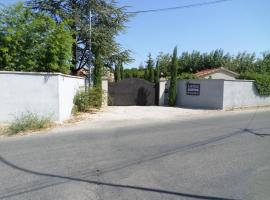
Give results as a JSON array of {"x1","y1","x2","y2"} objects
[{"x1": 108, "y1": 78, "x2": 158, "y2": 106}]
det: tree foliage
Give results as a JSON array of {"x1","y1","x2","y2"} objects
[
  {"x1": 152, "y1": 49, "x2": 270, "y2": 77},
  {"x1": 168, "y1": 47, "x2": 178, "y2": 106},
  {"x1": 177, "y1": 73, "x2": 198, "y2": 80},
  {"x1": 239, "y1": 73, "x2": 270, "y2": 96},
  {"x1": 157, "y1": 52, "x2": 171, "y2": 77},
  {"x1": 123, "y1": 68, "x2": 145, "y2": 79},
  {"x1": 0, "y1": 3, "x2": 73, "y2": 73},
  {"x1": 120, "y1": 63, "x2": 124, "y2": 80},
  {"x1": 143, "y1": 67, "x2": 148, "y2": 80},
  {"x1": 111, "y1": 50, "x2": 132, "y2": 82},
  {"x1": 26, "y1": 0, "x2": 132, "y2": 74},
  {"x1": 146, "y1": 54, "x2": 154, "y2": 82},
  {"x1": 114, "y1": 62, "x2": 121, "y2": 82},
  {"x1": 93, "y1": 51, "x2": 103, "y2": 87},
  {"x1": 154, "y1": 60, "x2": 160, "y2": 83}
]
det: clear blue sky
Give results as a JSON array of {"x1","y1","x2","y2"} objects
[{"x1": 2, "y1": 0, "x2": 270, "y2": 68}]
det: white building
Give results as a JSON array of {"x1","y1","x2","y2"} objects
[{"x1": 195, "y1": 67, "x2": 239, "y2": 80}]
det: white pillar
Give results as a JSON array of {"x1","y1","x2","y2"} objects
[{"x1": 159, "y1": 78, "x2": 168, "y2": 106}]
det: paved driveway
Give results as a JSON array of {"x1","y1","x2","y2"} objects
[{"x1": 0, "y1": 107, "x2": 270, "y2": 200}]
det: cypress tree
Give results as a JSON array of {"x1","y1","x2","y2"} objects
[
  {"x1": 120, "y1": 63, "x2": 124, "y2": 80},
  {"x1": 114, "y1": 62, "x2": 121, "y2": 82},
  {"x1": 168, "y1": 46, "x2": 178, "y2": 106},
  {"x1": 154, "y1": 60, "x2": 160, "y2": 84},
  {"x1": 150, "y1": 66, "x2": 154, "y2": 83},
  {"x1": 144, "y1": 67, "x2": 148, "y2": 80},
  {"x1": 93, "y1": 52, "x2": 103, "y2": 88},
  {"x1": 146, "y1": 54, "x2": 155, "y2": 82}
]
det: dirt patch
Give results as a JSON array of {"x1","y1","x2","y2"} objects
[
  {"x1": 90, "y1": 106, "x2": 216, "y2": 122},
  {"x1": 64, "y1": 108, "x2": 102, "y2": 124},
  {"x1": 225, "y1": 105, "x2": 270, "y2": 112}
]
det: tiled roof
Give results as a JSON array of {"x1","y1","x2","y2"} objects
[{"x1": 195, "y1": 67, "x2": 238, "y2": 77}]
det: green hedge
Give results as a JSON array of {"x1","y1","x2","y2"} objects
[
  {"x1": 239, "y1": 73, "x2": 270, "y2": 96},
  {"x1": 177, "y1": 73, "x2": 198, "y2": 80},
  {"x1": 73, "y1": 87, "x2": 103, "y2": 113}
]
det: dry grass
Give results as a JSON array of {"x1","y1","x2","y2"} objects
[
  {"x1": 65, "y1": 108, "x2": 102, "y2": 124},
  {"x1": 7, "y1": 113, "x2": 53, "y2": 135},
  {"x1": 0, "y1": 108, "x2": 104, "y2": 138},
  {"x1": 0, "y1": 124, "x2": 9, "y2": 137}
]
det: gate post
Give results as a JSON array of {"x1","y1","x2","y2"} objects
[
  {"x1": 159, "y1": 78, "x2": 168, "y2": 106},
  {"x1": 102, "y1": 76, "x2": 109, "y2": 106}
]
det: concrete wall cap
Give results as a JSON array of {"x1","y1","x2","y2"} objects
[{"x1": 0, "y1": 71, "x2": 84, "y2": 79}]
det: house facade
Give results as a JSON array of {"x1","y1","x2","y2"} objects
[{"x1": 195, "y1": 67, "x2": 239, "y2": 80}]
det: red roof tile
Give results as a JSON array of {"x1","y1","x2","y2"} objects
[
  {"x1": 195, "y1": 68, "x2": 221, "y2": 77},
  {"x1": 195, "y1": 67, "x2": 238, "y2": 78}
]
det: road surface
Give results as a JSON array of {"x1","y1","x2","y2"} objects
[{"x1": 0, "y1": 110, "x2": 270, "y2": 200}]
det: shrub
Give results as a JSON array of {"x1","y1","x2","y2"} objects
[
  {"x1": 177, "y1": 73, "x2": 198, "y2": 80},
  {"x1": 108, "y1": 94, "x2": 114, "y2": 106},
  {"x1": 8, "y1": 112, "x2": 52, "y2": 135},
  {"x1": 73, "y1": 87, "x2": 103, "y2": 112},
  {"x1": 239, "y1": 73, "x2": 270, "y2": 96}
]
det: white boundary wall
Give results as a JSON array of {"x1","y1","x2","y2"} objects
[
  {"x1": 223, "y1": 80, "x2": 270, "y2": 109},
  {"x1": 159, "y1": 79, "x2": 270, "y2": 109},
  {"x1": 0, "y1": 71, "x2": 84, "y2": 123},
  {"x1": 176, "y1": 80, "x2": 224, "y2": 109}
]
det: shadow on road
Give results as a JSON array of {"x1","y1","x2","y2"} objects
[
  {"x1": 242, "y1": 128, "x2": 270, "y2": 137},
  {"x1": 0, "y1": 155, "x2": 238, "y2": 200}
]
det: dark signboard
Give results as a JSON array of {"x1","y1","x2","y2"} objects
[{"x1": 186, "y1": 83, "x2": 200, "y2": 96}]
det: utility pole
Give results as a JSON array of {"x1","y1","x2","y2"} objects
[{"x1": 88, "y1": 9, "x2": 92, "y2": 87}]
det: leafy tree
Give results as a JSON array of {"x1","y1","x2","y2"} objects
[
  {"x1": 168, "y1": 47, "x2": 178, "y2": 106},
  {"x1": 0, "y1": 3, "x2": 73, "y2": 73},
  {"x1": 27, "y1": 0, "x2": 132, "y2": 74},
  {"x1": 123, "y1": 68, "x2": 144, "y2": 79},
  {"x1": 146, "y1": 54, "x2": 154, "y2": 82},
  {"x1": 259, "y1": 52, "x2": 270, "y2": 73},
  {"x1": 157, "y1": 52, "x2": 171, "y2": 77},
  {"x1": 111, "y1": 50, "x2": 132, "y2": 82},
  {"x1": 154, "y1": 60, "x2": 160, "y2": 83},
  {"x1": 227, "y1": 52, "x2": 256, "y2": 73}
]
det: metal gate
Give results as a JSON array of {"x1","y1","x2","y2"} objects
[{"x1": 108, "y1": 78, "x2": 158, "y2": 106}]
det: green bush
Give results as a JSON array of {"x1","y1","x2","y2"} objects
[
  {"x1": 239, "y1": 73, "x2": 270, "y2": 96},
  {"x1": 177, "y1": 73, "x2": 198, "y2": 80},
  {"x1": 73, "y1": 87, "x2": 103, "y2": 112},
  {"x1": 8, "y1": 112, "x2": 52, "y2": 135},
  {"x1": 108, "y1": 95, "x2": 114, "y2": 106}
]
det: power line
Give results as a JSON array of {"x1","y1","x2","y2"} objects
[{"x1": 127, "y1": 0, "x2": 231, "y2": 14}]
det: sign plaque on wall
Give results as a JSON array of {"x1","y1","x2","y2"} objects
[{"x1": 186, "y1": 83, "x2": 200, "y2": 96}]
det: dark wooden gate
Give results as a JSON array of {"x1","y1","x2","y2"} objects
[{"x1": 108, "y1": 78, "x2": 158, "y2": 106}]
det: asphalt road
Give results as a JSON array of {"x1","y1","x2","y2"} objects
[{"x1": 0, "y1": 110, "x2": 270, "y2": 200}]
